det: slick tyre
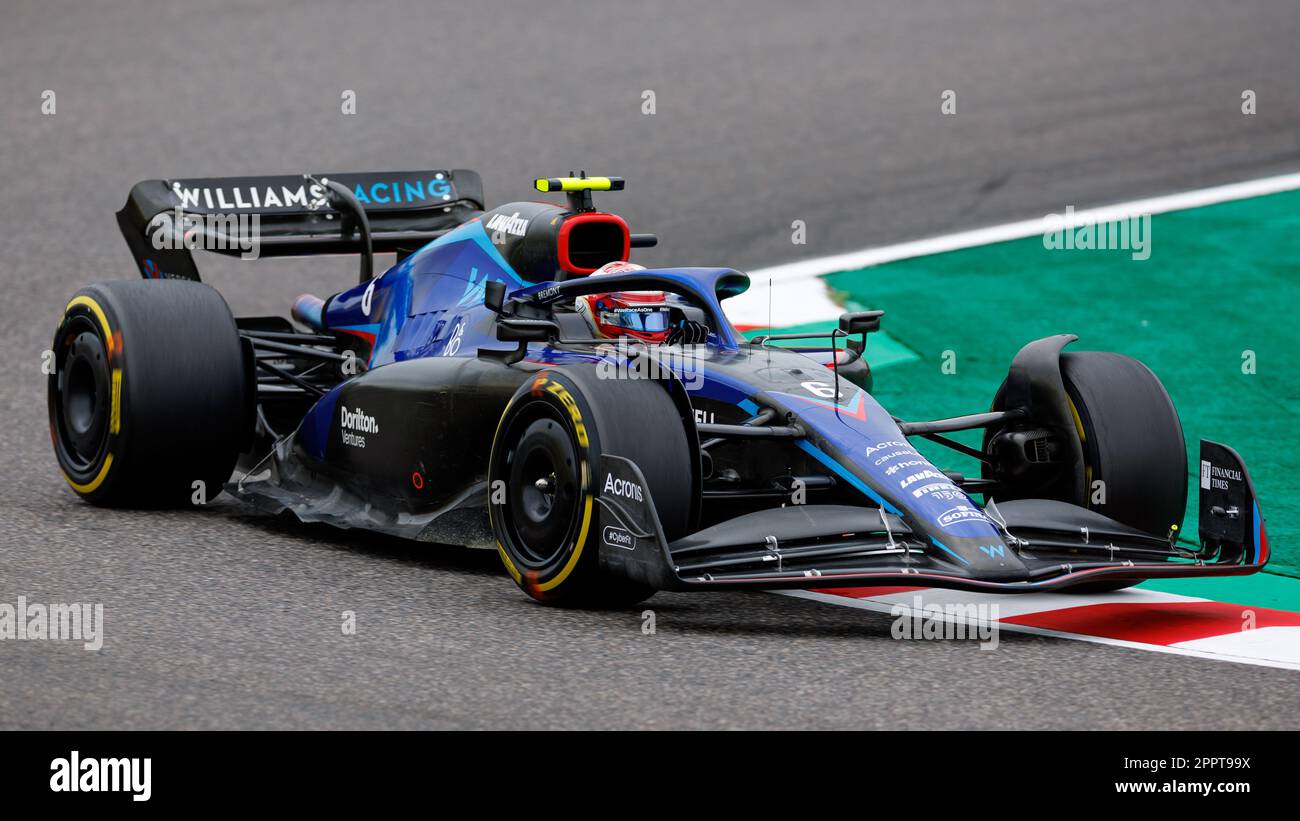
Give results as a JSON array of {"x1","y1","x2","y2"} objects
[
  {"x1": 489, "y1": 369, "x2": 694, "y2": 607},
  {"x1": 1056, "y1": 351, "x2": 1187, "y2": 593},
  {"x1": 49, "y1": 280, "x2": 251, "y2": 507},
  {"x1": 1060, "y1": 351, "x2": 1187, "y2": 538}
]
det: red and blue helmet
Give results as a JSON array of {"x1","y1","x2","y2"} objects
[{"x1": 575, "y1": 262, "x2": 673, "y2": 343}]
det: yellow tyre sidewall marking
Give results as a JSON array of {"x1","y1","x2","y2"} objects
[
  {"x1": 109, "y1": 367, "x2": 122, "y2": 434},
  {"x1": 533, "y1": 379, "x2": 593, "y2": 593},
  {"x1": 535, "y1": 476, "x2": 593, "y2": 593},
  {"x1": 496, "y1": 542, "x2": 523, "y2": 584},
  {"x1": 1067, "y1": 395, "x2": 1093, "y2": 500},
  {"x1": 64, "y1": 454, "x2": 114, "y2": 494},
  {"x1": 60, "y1": 295, "x2": 120, "y2": 495}
]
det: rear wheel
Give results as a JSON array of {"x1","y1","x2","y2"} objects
[
  {"x1": 48, "y1": 280, "x2": 250, "y2": 507},
  {"x1": 489, "y1": 369, "x2": 695, "y2": 606}
]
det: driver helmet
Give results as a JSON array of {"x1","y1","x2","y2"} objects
[{"x1": 575, "y1": 262, "x2": 673, "y2": 343}]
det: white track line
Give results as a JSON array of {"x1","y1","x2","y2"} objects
[
  {"x1": 728, "y1": 170, "x2": 1300, "y2": 327},
  {"x1": 1172, "y1": 627, "x2": 1300, "y2": 667},
  {"x1": 750, "y1": 170, "x2": 1300, "y2": 282}
]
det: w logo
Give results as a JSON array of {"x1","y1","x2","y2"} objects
[{"x1": 978, "y1": 544, "x2": 1005, "y2": 559}]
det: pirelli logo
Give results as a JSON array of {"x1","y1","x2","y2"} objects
[{"x1": 529, "y1": 374, "x2": 590, "y2": 447}]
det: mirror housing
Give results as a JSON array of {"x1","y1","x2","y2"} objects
[
  {"x1": 496, "y1": 317, "x2": 558, "y2": 343},
  {"x1": 839, "y1": 310, "x2": 883, "y2": 335}
]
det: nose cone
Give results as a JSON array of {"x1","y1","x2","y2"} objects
[{"x1": 929, "y1": 534, "x2": 1030, "y2": 580}]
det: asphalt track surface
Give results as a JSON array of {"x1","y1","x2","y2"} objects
[{"x1": 2, "y1": 1, "x2": 1299, "y2": 729}]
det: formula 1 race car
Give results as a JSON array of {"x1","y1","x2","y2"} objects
[{"x1": 48, "y1": 169, "x2": 1270, "y2": 604}]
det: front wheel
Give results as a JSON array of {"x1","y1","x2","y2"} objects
[
  {"x1": 488, "y1": 369, "x2": 695, "y2": 606},
  {"x1": 1057, "y1": 351, "x2": 1187, "y2": 593},
  {"x1": 1059, "y1": 351, "x2": 1187, "y2": 538},
  {"x1": 985, "y1": 348, "x2": 1187, "y2": 594}
]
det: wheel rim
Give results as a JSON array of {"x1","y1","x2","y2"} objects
[
  {"x1": 505, "y1": 413, "x2": 581, "y2": 567},
  {"x1": 53, "y1": 321, "x2": 111, "y2": 473}
]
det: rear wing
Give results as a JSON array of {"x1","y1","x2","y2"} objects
[{"x1": 116, "y1": 169, "x2": 484, "y2": 280}]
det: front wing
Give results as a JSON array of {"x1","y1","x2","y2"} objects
[{"x1": 595, "y1": 440, "x2": 1268, "y2": 594}]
